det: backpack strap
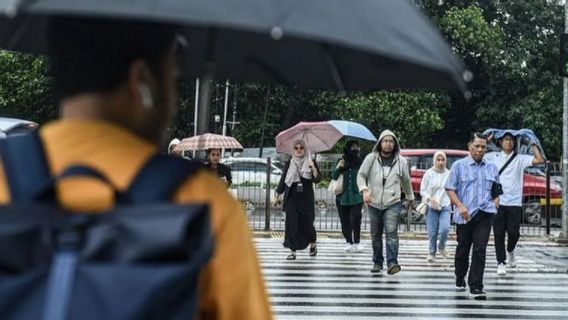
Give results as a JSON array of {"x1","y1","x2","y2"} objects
[
  {"x1": 125, "y1": 154, "x2": 204, "y2": 203},
  {"x1": 0, "y1": 132, "x2": 53, "y2": 203},
  {"x1": 498, "y1": 152, "x2": 517, "y2": 176}
]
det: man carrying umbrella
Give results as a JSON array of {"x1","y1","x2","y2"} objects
[
  {"x1": 357, "y1": 130, "x2": 414, "y2": 274},
  {"x1": 0, "y1": 16, "x2": 271, "y2": 319}
]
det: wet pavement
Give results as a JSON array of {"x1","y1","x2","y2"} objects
[{"x1": 255, "y1": 237, "x2": 568, "y2": 319}]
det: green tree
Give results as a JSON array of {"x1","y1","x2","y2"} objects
[{"x1": 0, "y1": 51, "x2": 56, "y2": 122}]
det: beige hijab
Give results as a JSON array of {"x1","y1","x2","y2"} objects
[
  {"x1": 432, "y1": 150, "x2": 449, "y2": 173},
  {"x1": 284, "y1": 140, "x2": 312, "y2": 187}
]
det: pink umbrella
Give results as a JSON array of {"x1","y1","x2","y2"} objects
[
  {"x1": 176, "y1": 133, "x2": 243, "y2": 151},
  {"x1": 275, "y1": 121, "x2": 344, "y2": 155}
]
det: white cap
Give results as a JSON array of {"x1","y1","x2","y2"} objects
[{"x1": 168, "y1": 138, "x2": 181, "y2": 154}]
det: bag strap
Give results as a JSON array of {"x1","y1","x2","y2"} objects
[
  {"x1": 498, "y1": 152, "x2": 517, "y2": 176},
  {"x1": 0, "y1": 132, "x2": 53, "y2": 203},
  {"x1": 125, "y1": 154, "x2": 204, "y2": 203}
]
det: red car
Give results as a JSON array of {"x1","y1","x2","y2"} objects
[{"x1": 400, "y1": 149, "x2": 562, "y2": 225}]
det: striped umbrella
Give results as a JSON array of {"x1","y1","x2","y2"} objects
[{"x1": 175, "y1": 133, "x2": 243, "y2": 151}]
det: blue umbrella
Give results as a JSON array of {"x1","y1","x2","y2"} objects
[
  {"x1": 482, "y1": 128, "x2": 545, "y2": 159},
  {"x1": 328, "y1": 120, "x2": 377, "y2": 141}
]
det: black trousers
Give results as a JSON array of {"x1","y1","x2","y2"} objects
[
  {"x1": 493, "y1": 205, "x2": 522, "y2": 264},
  {"x1": 337, "y1": 201, "x2": 363, "y2": 244},
  {"x1": 455, "y1": 211, "x2": 494, "y2": 291}
]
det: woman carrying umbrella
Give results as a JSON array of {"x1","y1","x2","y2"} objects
[
  {"x1": 205, "y1": 148, "x2": 232, "y2": 188},
  {"x1": 274, "y1": 140, "x2": 321, "y2": 260},
  {"x1": 332, "y1": 140, "x2": 364, "y2": 253}
]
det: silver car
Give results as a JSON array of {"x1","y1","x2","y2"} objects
[
  {"x1": 0, "y1": 117, "x2": 38, "y2": 139},
  {"x1": 221, "y1": 157, "x2": 284, "y2": 186}
]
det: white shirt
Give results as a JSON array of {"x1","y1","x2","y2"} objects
[
  {"x1": 484, "y1": 151, "x2": 534, "y2": 206},
  {"x1": 420, "y1": 168, "x2": 451, "y2": 207}
]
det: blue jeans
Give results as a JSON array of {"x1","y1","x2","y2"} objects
[
  {"x1": 368, "y1": 203, "x2": 401, "y2": 267},
  {"x1": 426, "y1": 206, "x2": 450, "y2": 255}
]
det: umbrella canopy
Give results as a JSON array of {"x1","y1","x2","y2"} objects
[
  {"x1": 0, "y1": 0, "x2": 469, "y2": 94},
  {"x1": 482, "y1": 128, "x2": 546, "y2": 158},
  {"x1": 328, "y1": 120, "x2": 376, "y2": 142},
  {"x1": 275, "y1": 121, "x2": 344, "y2": 155},
  {"x1": 176, "y1": 133, "x2": 243, "y2": 151}
]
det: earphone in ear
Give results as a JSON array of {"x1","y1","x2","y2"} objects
[{"x1": 139, "y1": 83, "x2": 154, "y2": 109}]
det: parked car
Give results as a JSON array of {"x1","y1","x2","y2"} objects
[
  {"x1": 221, "y1": 157, "x2": 284, "y2": 186},
  {"x1": 0, "y1": 117, "x2": 38, "y2": 139},
  {"x1": 400, "y1": 149, "x2": 563, "y2": 226}
]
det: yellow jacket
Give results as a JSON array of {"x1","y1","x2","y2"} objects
[{"x1": 0, "y1": 120, "x2": 272, "y2": 320}]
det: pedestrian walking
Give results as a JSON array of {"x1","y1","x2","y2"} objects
[
  {"x1": 420, "y1": 150, "x2": 451, "y2": 262},
  {"x1": 0, "y1": 16, "x2": 272, "y2": 318},
  {"x1": 357, "y1": 130, "x2": 414, "y2": 274},
  {"x1": 485, "y1": 132, "x2": 544, "y2": 275},
  {"x1": 274, "y1": 140, "x2": 321, "y2": 260},
  {"x1": 332, "y1": 140, "x2": 364, "y2": 253},
  {"x1": 205, "y1": 148, "x2": 232, "y2": 188},
  {"x1": 446, "y1": 132, "x2": 500, "y2": 300}
]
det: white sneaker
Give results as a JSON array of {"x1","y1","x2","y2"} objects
[
  {"x1": 439, "y1": 249, "x2": 450, "y2": 259},
  {"x1": 507, "y1": 251, "x2": 517, "y2": 268},
  {"x1": 497, "y1": 263, "x2": 507, "y2": 275},
  {"x1": 426, "y1": 254, "x2": 436, "y2": 262},
  {"x1": 354, "y1": 243, "x2": 365, "y2": 252},
  {"x1": 343, "y1": 243, "x2": 354, "y2": 252}
]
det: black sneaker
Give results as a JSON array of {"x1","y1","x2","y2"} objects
[
  {"x1": 455, "y1": 278, "x2": 466, "y2": 291},
  {"x1": 387, "y1": 264, "x2": 401, "y2": 275},
  {"x1": 469, "y1": 288, "x2": 487, "y2": 300},
  {"x1": 370, "y1": 263, "x2": 383, "y2": 273}
]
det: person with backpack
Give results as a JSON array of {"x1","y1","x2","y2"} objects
[
  {"x1": 485, "y1": 132, "x2": 544, "y2": 275},
  {"x1": 0, "y1": 16, "x2": 271, "y2": 319},
  {"x1": 332, "y1": 140, "x2": 364, "y2": 253}
]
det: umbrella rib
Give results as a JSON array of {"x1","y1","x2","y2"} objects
[{"x1": 323, "y1": 45, "x2": 346, "y2": 93}]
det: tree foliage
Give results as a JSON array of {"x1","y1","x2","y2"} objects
[{"x1": 0, "y1": 51, "x2": 56, "y2": 122}]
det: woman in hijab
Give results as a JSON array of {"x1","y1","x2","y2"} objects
[
  {"x1": 274, "y1": 140, "x2": 322, "y2": 260},
  {"x1": 419, "y1": 150, "x2": 451, "y2": 262},
  {"x1": 332, "y1": 140, "x2": 364, "y2": 253}
]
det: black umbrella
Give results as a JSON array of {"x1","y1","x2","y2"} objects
[{"x1": 0, "y1": 0, "x2": 470, "y2": 95}]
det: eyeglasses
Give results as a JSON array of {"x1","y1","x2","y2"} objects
[{"x1": 294, "y1": 146, "x2": 305, "y2": 150}]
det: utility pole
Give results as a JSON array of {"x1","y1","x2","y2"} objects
[
  {"x1": 221, "y1": 80, "x2": 230, "y2": 158},
  {"x1": 562, "y1": 0, "x2": 568, "y2": 240},
  {"x1": 229, "y1": 83, "x2": 240, "y2": 157},
  {"x1": 192, "y1": 78, "x2": 199, "y2": 159}
]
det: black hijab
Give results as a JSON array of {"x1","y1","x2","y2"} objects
[{"x1": 343, "y1": 140, "x2": 362, "y2": 168}]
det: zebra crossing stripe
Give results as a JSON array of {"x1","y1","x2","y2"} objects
[{"x1": 255, "y1": 238, "x2": 568, "y2": 320}]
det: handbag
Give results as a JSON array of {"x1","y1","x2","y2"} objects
[
  {"x1": 491, "y1": 181, "x2": 503, "y2": 199},
  {"x1": 491, "y1": 152, "x2": 516, "y2": 199},
  {"x1": 328, "y1": 174, "x2": 344, "y2": 195},
  {"x1": 416, "y1": 202, "x2": 428, "y2": 215}
]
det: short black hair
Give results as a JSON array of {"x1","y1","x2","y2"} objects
[
  {"x1": 47, "y1": 16, "x2": 181, "y2": 100},
  {"x1": 468, "y1": 132, "x2": 487, "y2": 143}
]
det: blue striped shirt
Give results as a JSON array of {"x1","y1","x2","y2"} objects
[{"x1": 445, "y1": 155, "x2": 499, "y2": 224}]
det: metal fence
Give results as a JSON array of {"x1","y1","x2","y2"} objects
[{"x1": 230, "y1": 158, "x2": 563, "y2": 236}]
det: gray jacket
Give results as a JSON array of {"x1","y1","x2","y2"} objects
[{"x1": 357, "y1": 130, "x2": 414, "y2": 209}]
